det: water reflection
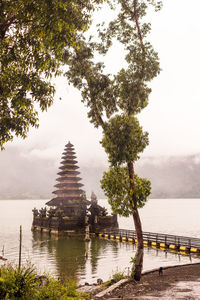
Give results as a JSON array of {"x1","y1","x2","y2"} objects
[
  {"x1": 143, "y1": 245, "x2": 199, "y2": 267},
  {"x1": 32, "y1": 230, "x2": 198, "y2": 284},
  {"x1": 32, "y1": 230, "x2": 200, "y2": 283},
  {"x1": 32, "y1": 232, "x2": 86, "y2": 280},
  {"x1": 89, "y1": 237, "x2": 119, "y2": 275},
  {"x1": 1, "y1": 200, "x2": 200, "y2": 284},
  {"x1": 32, "y1": 232, "x2": 119, "y2": 282}
]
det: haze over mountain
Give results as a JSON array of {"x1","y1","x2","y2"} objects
[
  {"x1": 0, "y1": 147, "x2": 200, "y2": 200},
  {"x1": 1, "y1": 1, "x2": 200, "y2": 201}
]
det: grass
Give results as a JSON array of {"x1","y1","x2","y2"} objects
[
  {"x1": 103, "y1": 268, "x2": 128, "y2": 287},
  {"x1": 112, "y1": 268, "x2": 127, "y2": 281},
  {"x1": 0, "y1": 264, "x2": 89, "y2": 299}
]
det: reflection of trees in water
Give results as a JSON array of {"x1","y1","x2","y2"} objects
[
  {"x1": 53, "y1": 236, "x2": 87, "y2": 280},
  {"x1": 32, "y1": 231, "x2": 54, "y2": 252},
  {"x1": 32, "y1": 232, "x2": 120, "y2": 280},
  {"x1": 90, "y1": 237, "x2": 119, "y2": 274},
  {"x1": 32, "y1": 231, "x2": 199, "y2": 281},
  {"x1": 32, "y1": 232, "x2": 86, "y2": 280}
]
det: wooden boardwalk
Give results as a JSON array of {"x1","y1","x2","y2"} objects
[{"x1": 96, "y1": 229, "x2": 200, "y2": 253}]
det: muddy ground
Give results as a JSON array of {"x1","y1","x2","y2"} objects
[{"x1": 102, "y1": 263, "x2": 200, "y2": 299}]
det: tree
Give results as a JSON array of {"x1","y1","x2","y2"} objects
[
  {"x1": 101, "y1": 166, "x2": 151, "y2": 216},
  {"x1": 66, "y1": 0, "x2": 162, "y2": 280},
  {"x1": 0, "y1": 0, "x2": 102, "y2": 149}
]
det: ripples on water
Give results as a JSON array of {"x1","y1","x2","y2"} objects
[{"x1": 0, "y1": 199, "x2": 200, "y2": 283}]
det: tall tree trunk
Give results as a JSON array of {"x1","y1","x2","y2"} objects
[
  {"x1": 132, "y1": 208, "x2": 143, "y2": 281},
  {"x1": 127, "y1": 162, "x2": 143, "y2": 281}
]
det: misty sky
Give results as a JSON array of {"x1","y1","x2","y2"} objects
[{"x1": 4, "y1": 0, "x2": 200, "y2": 167}]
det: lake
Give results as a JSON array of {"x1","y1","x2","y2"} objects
[{"x1": 0, "y1": 199, "x2": 200, "y2": 284}]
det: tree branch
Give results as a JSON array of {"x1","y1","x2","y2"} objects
[{"x1": 133, "y1": 0, "x2": 145, "y2": 77}]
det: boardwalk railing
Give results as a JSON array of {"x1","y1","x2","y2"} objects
[{"x1": 96, "y1": 229, "x2": 200, "y2": 252}]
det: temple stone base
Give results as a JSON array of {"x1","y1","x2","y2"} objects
[{"x1": 32, "y1": 214, "x2": 118, "y2": 234}]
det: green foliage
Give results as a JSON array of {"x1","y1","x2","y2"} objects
[
  {"x1": 101, "y1": 166, "x2": 151, "y2": 216},
  {"x1": 101, "y1": 115, "x2": 149, "y2": 165},
  {"x1": 35, "y1": 278, "x2": 88, "y2": 300},
  {"x1": 65, "y1": 39, "x2": 117, "y2": 128},
  {"x1": 104, "y1": 268, "x2": 127, "y2": 287},
  {"x1": 0, "y1": 264, "x2": 39, "y2": 299},
  {"x1": 66, "y1": 1, "x2": 161, "y2": 125},
  {"x1": 112, "y1": 268, "x2": 127, "y2": 281},
  {"x1": 66, "y1": 1, "x2": 161, "y2": 215},
  {"x1": 130, "y1": 257, "x2": 136, "y2": 264},
  {"x1": 129, "y1": 257, "x2": 136, "y2": 278},
  {"x1": 66, "y1": 0, "x2": 161, "y2": 215},
  {"x1": 0, "y1": 264, "x2": 88, "y2": 299},
  {"x1": 0, "y1": 0, "x2": 103, "y2": 149},
  {"x1": 66, "y1": 0, "x2": 161, "y2": 280}
]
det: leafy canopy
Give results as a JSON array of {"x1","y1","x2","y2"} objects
[
  {"x1": 66, "y1": 0, "x2": 161, "y2": 126},
  {"x1": 0, "y1": 0, "x2": 103, "y2": 149},
  {"x1": 101, "y1": 115, "x2": 149, "y2": 165},
  {"x1": 101, "y1": 166, "x2": 151, "y2": 216},
  {"x1": 65, "y1": 0, "x2": 162, "y2": 213},
  {"x1": 66, "y1": 0, "x2": 162, "y2": 280}
]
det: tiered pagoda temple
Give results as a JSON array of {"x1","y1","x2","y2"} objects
[
  {"x1": 46, "y1": 142, "x2": 89, "y2": 223},
  {"x1": 32, "y1": 141, "x2": 118, "y2": 234}
]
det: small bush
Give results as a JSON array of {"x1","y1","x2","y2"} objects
[
  {"x1": 112, "y1": 268, "x2": 126, "y2": 281},
  {"x1": 35, "y1": 278, "x2": 88, "y2": 300},
  {"x1": 103, "y1": 268, "x2": 127, "y2": 287},
  {"x1": 0, "y1": 264, "x2": 88, "y2": 299},
  {"x1": 0, "y1": 264, "x2": 38, "y2": 299}
]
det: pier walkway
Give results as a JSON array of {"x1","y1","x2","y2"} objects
[{"x1": 96, "y1": 229, "x2": 200, "y2": 253}]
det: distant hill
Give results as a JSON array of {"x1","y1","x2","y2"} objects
[
  {"x1": 79, "y1": 154, "x2": 200, "y2": 199},
  {"x1": 0, "y1": 147, "x2": 200, "y2": 199},
  {"x1": 136, "y1": 155, "x2": 200, "y2": 199}
]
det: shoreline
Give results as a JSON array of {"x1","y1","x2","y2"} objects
[{"x1": 93, "y1": 262, "x2": 200, "y2": 299}]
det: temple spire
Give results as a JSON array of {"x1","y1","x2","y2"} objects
[{"x1": 46, "y1": 142, "x2": 89, "y2": 218}]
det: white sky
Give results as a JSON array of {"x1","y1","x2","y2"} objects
[{"x1": 7, "y1": 0, "x2": 200, "y2": 164}]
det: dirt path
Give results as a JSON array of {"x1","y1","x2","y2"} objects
[{"x1": 103, "y1": 263, "x2": 200, "y2": 299}]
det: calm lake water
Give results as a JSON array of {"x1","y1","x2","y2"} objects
[{"x1": 1, "y1": 199, "x2": 200, "y2": 284}]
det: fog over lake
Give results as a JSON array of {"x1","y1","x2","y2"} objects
[{"x1": 1, "y1": 146, "x2": 200, "y2": 200}]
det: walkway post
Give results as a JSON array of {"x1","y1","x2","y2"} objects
[{"x1": 18, "y1": 225, "x2": 22, "y2": 270}]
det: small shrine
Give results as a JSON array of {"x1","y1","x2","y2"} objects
[{"x1": 32, "y1": 142, "x2": 118, "y2": 234}]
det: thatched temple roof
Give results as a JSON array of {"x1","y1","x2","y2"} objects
[{"x1": 46, "y1": 142, "x2": 89, "y2": 210}]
